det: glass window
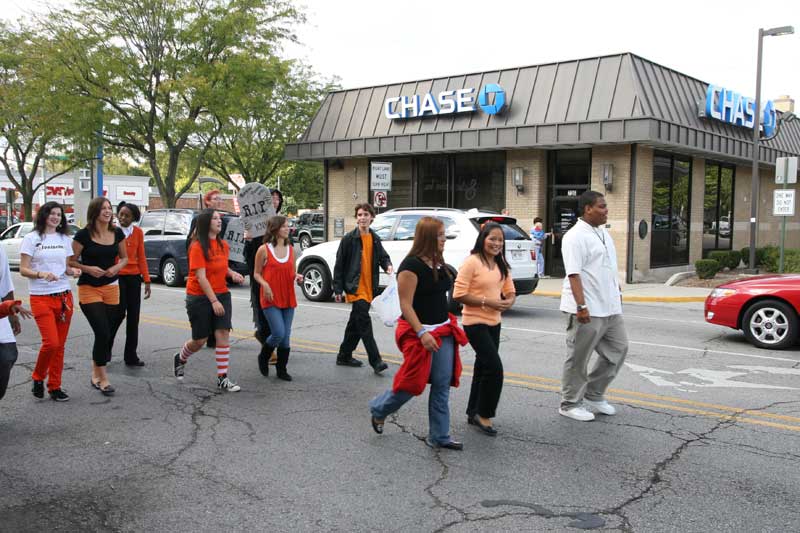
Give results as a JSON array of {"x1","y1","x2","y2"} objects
[
  {"x1": 164, "y1": 212, "x2": 191, "y2": 236},
  {"x1": 553, "y1": 149, "x2": 592, "y2": 186},
  {"x1": 371, "y1": 215, "x2": 398, "y2": 240},
  {"x1": 394, "y1": 215, "x2": 424, "y2": 241},
  {"x1": 369, "y1": 158, "x2": 412, "y2": 210},
  {"x1": 651, "y1": 153, "x2": 692, "y2": 267},
  {"x1": 0, "y1": 225, "x2": 18, "y2": 240},
  {"x1": 452, "y1": 152, "x2": 505, "y2": 211},
  {"x1": 702, "y1": 163, "x2": 735, "y2": 256},
  {"x1": 18, "y1": 223, "x2": 34, "y2": 238},
  {"x1": 417, "y1": 156, "x2": 449, "y2": 207},
  {"x1": 140, "y1": 211, "x2": 165, "y2": 235}
]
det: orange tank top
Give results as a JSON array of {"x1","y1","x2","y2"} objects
[{"x1": 259, "y1": 244, "x2": 297, "y2": 309}]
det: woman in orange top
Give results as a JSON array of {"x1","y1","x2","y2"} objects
[
  {"x1": 173, "y1": 209, "x2": 245, "y2": 392},
  {"x1": 453, "y1": 222, "x2": 516, "y2": 436},
  {"x1": 252, "y1": 215, "x2": 302, "y2": 381},
  {"x1": 109, "y1": 202, "x2": 151, "y2": 366}
]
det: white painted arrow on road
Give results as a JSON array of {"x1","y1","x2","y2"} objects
[{"x1": 625, "y1": 363, "x2": 797, "y2": 391}]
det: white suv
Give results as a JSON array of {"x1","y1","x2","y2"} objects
[{"x1": 297, "y1": 208, "x2": 538, "y2": 303}]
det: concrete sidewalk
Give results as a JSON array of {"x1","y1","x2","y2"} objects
[{"x1": 533, "y1": 276, "x2": 711, "y2": 303}]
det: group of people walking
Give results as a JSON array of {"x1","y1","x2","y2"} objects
[{"x1": 2, "y1": 188, "x2": 629, "y2": 456}]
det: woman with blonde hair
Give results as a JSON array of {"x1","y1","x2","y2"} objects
[
  {"x1": 369, "y1": 217, "x2": 468, "y2": 450},
  {"x1": 70, "y1": 197, "x2": 128, "y2": 396}
]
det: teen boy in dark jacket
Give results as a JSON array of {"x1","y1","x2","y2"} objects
[{"x1": 333, "y1": 203, "x2": 393, "y2": 373}]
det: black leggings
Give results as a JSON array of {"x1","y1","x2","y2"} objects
[
  {"x1": 464, "y1": 323, "x2": 503, "y2": 419},
  {"x1": 109, "y1": 275, "x2": 143, "y2": 363},
  {"x1": 80, "y1": 302, "x2": 119, "y2": 367},
  {"x1": 0, "y1": 342, "x2": 18, "y2": 401}
]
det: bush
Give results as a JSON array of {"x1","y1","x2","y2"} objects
[
  {"x1": 760, "y1": 248, "x2": 800, "y2": 273},
  {"x1": 759, "y1": 246, "x2": 781, "y2": 272},
  {"x1": 740, "y1": 246, "x2": 750, "y2": 267},
  {"x1": 708, "y1": 251, "x2": 730, "y2": 270},
  {"x1": 695, "y1": 259, "x2": 720, "y2": 279},
  {"x1": 727, "y1": 250, "x2": 742, "y2": 270}
]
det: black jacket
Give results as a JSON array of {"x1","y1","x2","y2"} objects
[{"x1": 333, "y1": 227, "x2": 391, "y2": 297}]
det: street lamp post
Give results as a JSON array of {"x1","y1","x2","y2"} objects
[{"x1": 748, "y1": 25, "x2": 794, "y2": 273}]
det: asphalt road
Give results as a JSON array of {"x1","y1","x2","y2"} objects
[{"x1": 1, "y1": 272, "x2": 799, "y2": 532}]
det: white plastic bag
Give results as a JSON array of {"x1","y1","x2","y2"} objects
[{"x1": 371, "y1": 274, "x2": 401, "y2": 327}]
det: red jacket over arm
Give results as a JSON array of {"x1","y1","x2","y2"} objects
[{"x1": 392, "y1": 314, "x2": 468, "y2": 396}]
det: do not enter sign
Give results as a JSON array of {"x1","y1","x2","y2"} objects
[{"x1": 373, "y1": 190, "x2": 388, "y2": 208}]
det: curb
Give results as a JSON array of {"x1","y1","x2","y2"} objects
[{"x1": 533, "y1": 290, "x2": 708, "y2": 303}]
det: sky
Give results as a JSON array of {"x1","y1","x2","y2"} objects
[{"x1": 3, "y1": 0, "x2": 798, "y2": 103}]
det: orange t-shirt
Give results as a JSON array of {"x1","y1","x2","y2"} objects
[
  {"x1": 186, "y1": 239, "x2": 230, "y2": 296},
  {"x1": 345, "y1": 232, "x2": 373, "y2": 303},
  {"x1": 259, "y1": 244, "x2": 297, "y2": 309},
  {"x1": 453, "y1": 253, "x2": 516, "y2": 326}
]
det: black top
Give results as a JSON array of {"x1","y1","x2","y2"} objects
[
  {"x1": 74, "y1": 227, "x2": 126, "y2": 286},
  {"x1": 398, "y1": 255, "x2": 451, "y2": 325}
]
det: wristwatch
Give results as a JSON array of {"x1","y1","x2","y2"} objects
[{"x1": 576, "y1": 304, "x2": 588, "y2": 312}]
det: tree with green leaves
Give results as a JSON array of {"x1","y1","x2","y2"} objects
[
  {"x1": 46, "y1": 0, "x2": 302, "y2": 207},
  {"x1": 201, "y1": 57, "x2": 332, "y2": 201},
  {"x1": 0, "y1": 23, "x2": 99, "y2": 219}
]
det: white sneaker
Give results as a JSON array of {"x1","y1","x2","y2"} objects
[
  {"x1": 217, "y1": 376, "x2": 241, "y2": 392},
  {"x1": 558, "y1": 406, "x2": 595, "y2": 421},
  {"x1": 584, "y1": 399, "x2": 616, "y2": 416}
]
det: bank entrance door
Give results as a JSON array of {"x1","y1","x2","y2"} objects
[{"x1": 545, "y1": 149, "x2": 591, "y2": 278}]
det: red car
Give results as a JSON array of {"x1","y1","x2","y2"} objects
[{"x1": 705, "y1": 274, "x2": 800, "y2": 350}]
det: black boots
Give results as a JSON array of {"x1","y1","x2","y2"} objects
[
  {"x1": 276, "y1": 346, "x2": 292, "y2": 381},
  {"x1": 258, "y1": 343, "x2": 275, "y2": 377}
]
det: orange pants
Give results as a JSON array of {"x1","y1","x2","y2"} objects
[{"x1": 30, "y1": 293, "x2": 73, "y2": 391}]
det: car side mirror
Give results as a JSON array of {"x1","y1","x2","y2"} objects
[{"x1": 445, "y1": 231, "x2": 459, "y2": 240}]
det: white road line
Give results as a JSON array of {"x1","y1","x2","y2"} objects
[
  {"x1": 149, "y1": 285, "x2": 798, "y2": 363},
  {"x1": 513, "y1": 304, "x2": 704, "y2": 325}
]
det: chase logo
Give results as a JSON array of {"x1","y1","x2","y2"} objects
[
  {"x1": 384, "y1": 84, "x2": 508, "y2": 119},
  {"x1": 478, "y1": 84, "x2": 506, "y2": 115}
]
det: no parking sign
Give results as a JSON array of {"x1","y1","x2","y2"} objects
[{"x1": 373, "y1": 190, "x2": 388, "y2": 208}]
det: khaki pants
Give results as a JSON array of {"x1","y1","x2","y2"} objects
[{"x1": 561, "y1": 313, "x2": 629, "y2": 409}]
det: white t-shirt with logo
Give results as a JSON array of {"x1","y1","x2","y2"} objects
[
  {"x1": 0, "y1": 246, "x2": 16, "y2": 344},
  {"x1": 20, "y1": 232, "x2": 74, "y2": 295}
]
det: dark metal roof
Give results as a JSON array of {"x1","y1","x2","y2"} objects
[{"x1": 286, "y1": 53, "x2": 800, "y2": 164}]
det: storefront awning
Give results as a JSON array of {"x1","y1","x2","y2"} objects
[{"x1": 286, "y1": 53, "x2": 800, "y2": 165}]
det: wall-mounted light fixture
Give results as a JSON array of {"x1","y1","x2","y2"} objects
[
  {"x1": 602, "y1": 163, "x2": 614, "y2": 192},
  {"x1": 511, "y1": 167, "x2": 524, "y2": 193}
]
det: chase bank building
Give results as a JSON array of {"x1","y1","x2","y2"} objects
[{"x1": 286, "y1": 53, "x2": 800, "y2": 282}]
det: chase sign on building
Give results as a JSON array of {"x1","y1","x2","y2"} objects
[
  {"x1": 700, "y1": 84, "x2": 777, "y2": 137},
  {"x1": 385, "y1": 84, "x2": 507, "y2": 119}
]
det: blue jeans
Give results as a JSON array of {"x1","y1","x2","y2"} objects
[
  {"x1": 262, "y1": 307, "x2": 295, "y2": 348},
  {"x1": 369, "y1": 335, "x2": 455, "y2": 445},
  {"x1": 536, "y1": 247, "x2": 545, "y2": 277}
]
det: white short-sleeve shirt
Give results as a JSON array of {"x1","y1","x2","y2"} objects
[
  {"x1": 0, "y1": 246, "x2": 16, "y2": 343},
  {"x1": 559, "y1": 218, "x2": 622, "y2": 317},
  {"x1": 20, "y1": 232, "x2": 74, "y2": 295}
]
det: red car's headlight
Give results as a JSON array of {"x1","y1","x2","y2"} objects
[{"x1": 709, "y1": 288, "x2": 737, "y2": 299}]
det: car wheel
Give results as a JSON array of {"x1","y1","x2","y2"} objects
[
  {"x1": 299, "y1": 234, "x2": 312, "y2": 250},
  {"x1": 445, "y1": 264, "x2": 462, "y2": 315},
  {"x1": 161, "y1": 257, "x2": 184, "y2": 287},
  {"x1": 742, "y1": 299, "x2": 797, "y2": 349},
  {"x1": 301, "y1": 262, "x2": 332, "y2": 302}
]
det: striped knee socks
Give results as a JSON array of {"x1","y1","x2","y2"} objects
[
  {"x1": 215, "y1": 345, "x2": 231, "y2": 376},
  {"x1": 180, "y1": 342, "x2": 197, "y2": 362}
]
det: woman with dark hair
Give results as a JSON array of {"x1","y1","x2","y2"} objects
[
  {"x1": 252, "y1": 215, "x2": 302, "y2": 381},
  {"x1": 173, "y1": 209, "x2": 245, "y2": 391},
  {"x1": 246, "y1": 188, "x2": 283, "y2": 360},
  {"x1": 369, "y1": 217, "x2": 468, "y2": 450},
  {"x1": 453, "y1": 222, "x2": 516, "y2": 436},
  {"x1": 108, "y1": 202, "x2": 151, "y2": 367},
  {"x1": 69, "y1": 197, "x2": 128, "y2": 396},
  {"x1": 19, "y1": 201, "x2": 79, "y2": 401}
]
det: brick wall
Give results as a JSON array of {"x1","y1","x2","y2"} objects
[
  {"x1": 326, "y1": 158, "x2": 369, "y2": 237},
  {"x1": 591, "y1": 145, "x2": 631, "y2": 282},
  {"x1": 689, "y1": 157, "x2": 706, "y2": 264},
  {"x1": 733, "y1": 164, "x2": 800, "y2": 250},
  {"x1": 147, "y1": 193, "x2": 235, "y2": 212},
  {"x1": 504, "y1": 149, "x2": 547, "y2": 227},
  {"x1": 631, "y1": 146, "x2": 654, "y2": 281}
]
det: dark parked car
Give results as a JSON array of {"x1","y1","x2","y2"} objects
[
  {"x1": 295, "y1": 211, "x2": 324, "y2": 250},
  {"x1": 140, "y1": 208, "x2": 248, "y2": 287}
]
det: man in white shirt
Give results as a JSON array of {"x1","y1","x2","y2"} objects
[
  {"x1": 0, "y1": 245, "x2": 21, "y2": 401},
  {"x1": 558, "y1": 191, "x2": 629, "y2": 422}
]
